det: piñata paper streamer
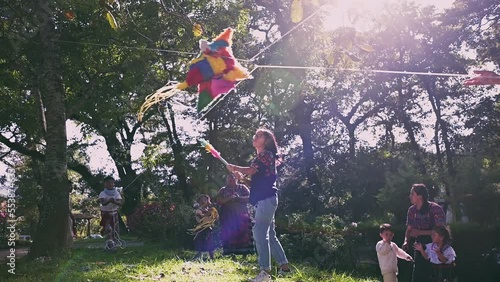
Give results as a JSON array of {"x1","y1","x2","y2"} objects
[
  {"x1": 463, "y1": 70, "x2": 500, "y2": 86},
  {"x1": 199, "y1": 139, "x2": 228, "y2": 166},
  {"x1": 138, "y1": 28, "x2": 252, "y2": 121},
  {"x1": 187, "y1": 207, "x2": 219, "y2": 240}
]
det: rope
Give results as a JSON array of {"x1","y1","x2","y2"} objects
[
  {"x1": 104, "y1": 211, "x2": 126, "y2": 251},
  {"x1": 249, "y1": 6, "x2": 324, "y2": 62},
  {"x1": 196, "y1": 65, "x2": 260, "y2": 120},
  {"x1": 254, "y1": 64, "x2": 469, "y2": 77},
  {"x1": 55, "y1": 39, "x2": 199, "y2": 56},
  {"x1": 51, "y1": 8, "x2": 481, "y2": 119}
]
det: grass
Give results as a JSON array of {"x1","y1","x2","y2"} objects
[{"x1": 0, "y1": 238, "x2": 379, "y2": 282}]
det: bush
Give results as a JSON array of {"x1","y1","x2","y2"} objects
[
  {"x1": 450, "y1": 222, "x2": 500, "y2": 282},
  {"x1": 277, "y1": 213, "x2": 363, "y2": 270},
  {"x1": 128, "y1": 201, "x2": 176, "y2": 241},
  {"x1": 129, "y1": 200, "x2": 197, "y2": 248}
]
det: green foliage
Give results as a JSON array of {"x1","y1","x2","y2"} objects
[
  {"x1": 128, "y1": 200, "x2": 193, "y2": 248},
  {"x1": 0, "y1": 243, "x2": 379, "y2": 281},
  {"x1": 128, "y1": 201, "x2": 176, "y2": 241},
  {"x1": 1, "y1": 0, "x2": 500, "y2": 260},
  {"x1": 376, "y1": 154, "x2": 434, "y2": 224},
  {"x1": 278, "y1": 212, "x2": 362, "y2": 270}
]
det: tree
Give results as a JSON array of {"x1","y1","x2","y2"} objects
[{"x1": 29, "y1": 0, "x2": 70, "y2": 257}]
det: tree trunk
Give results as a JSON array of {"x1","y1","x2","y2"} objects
[
  {"x1": 292, "y1": 98, "x2": 323, "y2": 211},
  {"x1": 30, "y1": 0, "x2": 70, "y2": 257},
  {"x1": 424, "y1": 79, "x2": 457, "y2": 221},
  {"x1": 159, "y1": 104, "x2": 190, "y2": 201},
  {"x1": 395, "y1": 81, "x2": 428, "y2": 176}
]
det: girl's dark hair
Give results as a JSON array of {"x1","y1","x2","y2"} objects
[
  {"x1": 434, "y1": 225, "x2": 452, "y2": 246},
  {"x1": 412, "y1": 183, "x2": 430, "y2": 214},
  {"x1": 257, "y1": 129, "x2": 279, "y2": 157},
  {"x1": 197, "y1": 194, "x2": 210, "y2": 203}
]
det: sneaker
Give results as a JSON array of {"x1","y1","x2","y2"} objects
[
  {"x1": 277, "y1": 267, "x2": 291, "y2": 277},
  {"x1": 105, "y1": 239, "x2": 116, "y2": 252},
  {"x1": 249, "y1": 270, "x2": 271, "y2": 282}
]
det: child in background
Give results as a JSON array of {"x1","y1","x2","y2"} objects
[
  {"x1": 414, "y1": 226, "x2": 456, "y2": 282},
  {"x1": 98, "y1": 176, "x2": 122, "y2": 242},
  {"x1": 376, "y1": 223, "x2": 413, "y2": 282},
  {"x1": 190, "y1": 194, "x2": 218, "y2": 261}
]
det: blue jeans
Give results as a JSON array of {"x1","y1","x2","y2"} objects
[{"x1": 253, "y1": 194, "x2": 288, "y2": 271}]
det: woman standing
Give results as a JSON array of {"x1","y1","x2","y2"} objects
[
  {"x1": 403, "y1": 184, "x2": 445, "y2": 282},
  {"x1": 226, "y1": 129, "x2": 290, "y2": 282},
  {"x1": 217, "y1": 174, "x2": 254, "y2": 257}
]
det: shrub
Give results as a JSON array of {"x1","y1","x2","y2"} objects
[
  {"x1": 277, "y1": 213, "x2": 363, "y2": 270},
  {"x1": 128, "y1": 201, "x2": 176, "y2": 241}
]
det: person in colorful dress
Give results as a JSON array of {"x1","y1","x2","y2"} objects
[{"x1": 217, "y1": 173, "x2": 254, "y2": 257}]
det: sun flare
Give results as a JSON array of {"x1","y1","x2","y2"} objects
[{"x1": 322, "y1": 0, "x2": 455, "y2": 30}]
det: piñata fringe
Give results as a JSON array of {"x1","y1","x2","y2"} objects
[
  {"x1": 187, "y1": 207, "x2": 219, "y2": 240},
  {"x1": 137, "y1": 81, "x2": 188, "y2": 121}
]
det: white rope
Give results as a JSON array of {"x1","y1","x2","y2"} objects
[
  {"x1": 104, "y1": 211, "x2": 126, "y2": 251},
  {"x1": 254, "y1": 64, "x2": 469, "y2": 77},
  {"x1": 249, "y1": 6, "x2": 325, "y2": 62}
]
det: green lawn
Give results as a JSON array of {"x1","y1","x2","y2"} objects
[{"x1": 0, "y1": 239, "x2": 379, "y2": 281}]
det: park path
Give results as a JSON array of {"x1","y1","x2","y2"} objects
[{"x1": 0, "y1": 241, "x2": 143, "y2": 263}]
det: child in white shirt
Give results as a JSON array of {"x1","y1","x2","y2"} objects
[
  {"x1": 414, "y1": 226, "x2": 456, "y2": 282},
  {"x1": 376, "y1": 223, "x2": 413, "y2": 282},
  {"x1": 98, "y1": 176, "x2": 122, "y2": 244}
]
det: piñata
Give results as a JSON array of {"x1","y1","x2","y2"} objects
[{"x1": 138, "y1": 28, "x2": 251, "y2": 120}]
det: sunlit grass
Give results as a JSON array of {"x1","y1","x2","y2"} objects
[{"x1": 0, "y1": 242, "x2": 379, "y2": 281}]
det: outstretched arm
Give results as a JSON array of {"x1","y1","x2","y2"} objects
[
  {"x1": 396, "y1": 245, "x2": 413, "y2": 261},
  {"x1": 227, "y1": 164, "x2": 257, "y2": 176}
]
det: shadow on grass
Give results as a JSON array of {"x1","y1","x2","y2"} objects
[{"x1": 0, "y1": 242, "x2": 380, "y2": 282}]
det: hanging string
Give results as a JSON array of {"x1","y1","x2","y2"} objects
[
  {"x1": 53, "y1": 38, "x2": 473, "y2": 78},
  {"x1": 254, "y1": 65, "x2": 469, "y2": 77},
  {"x1": 196, "y1": 65, "x2": 260, "y2": 120},
  {"x1": 55, "y1": 39, "x2": 199, "y2": 56},
  {"x1": 53, "y1": 39, "x2": 252, "y2": 62},
  {"x1": 51, "y1": 4, "x2": 480, "y2": 120},
  {"x1": 249, "y1": 6, "x2": 324, "y2": 62}
]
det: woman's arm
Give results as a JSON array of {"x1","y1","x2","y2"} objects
[
  {"x1": 217, "y1": 194, "x2": 236, "y2": 205},
  {"x1": 403, "y1": 225, "x2": 412, "y2": 250},
  {"x1": 227, "y1": 164, "x2": 257, "y2": 176},
  {"x1": 237, "y1": 195, "x2": 249, "y2": 203},
  {"x1": 216, "y1": 189, "x2": 232, "y2": 205}
]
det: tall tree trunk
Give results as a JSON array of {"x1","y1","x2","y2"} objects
[
  {"x1": 395, "y1": 82, "x2": 428, "y2": 176},
  {"x1": 30, "y1": 0, "x2": 70, "y2": 257},
  {"x1": 160, "y1": 104, "x2": 190, "y2": 201},
  {"x1": 292, "y1": 98, "x2": 323, "y2": 211},
  {"x1": 424, "y1": 79, "x2": 457, "y2": 221}
]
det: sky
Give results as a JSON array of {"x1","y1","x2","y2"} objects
[{"x1": 0, "y1": 0, "x2": 463, "y2": 193}]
